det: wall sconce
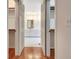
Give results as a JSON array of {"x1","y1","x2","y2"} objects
[{"x1": 27, "y1": 20, "x2": 34, "y2": 29}]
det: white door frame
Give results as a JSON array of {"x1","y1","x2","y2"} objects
[{"x1": 15, "y1": 0, "x2": 24, "y2": 56}]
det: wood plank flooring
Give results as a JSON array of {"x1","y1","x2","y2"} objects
[
  {"x1": 50, "y1": 49, "x2": 55, "y2": 59},
  {"x1": 9, "y1": 48, "x2": 15, "y2": 59},
  {"x1": 9, "y1": 47, "x2": 54, "y2": 59},
  {"x1": 18, "y1": 47, "x2": 47, "y2": 59}
]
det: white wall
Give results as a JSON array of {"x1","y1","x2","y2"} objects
[
  {"x1": 15, "y1": 0, "x2": 24, "y2": 55},
  {"x1": 46, "y1": 0, "x2": 50, "y2": 56},
  {"x1": 15, "y1": 1, "x2": 19, "y2": 55},
  {"x1": 41, "y1": 0, "x2": 45, "y2": 55},
  {"x1": 50, "y1": 30, "x2": 54, "y2": 49},
  {"x1": 18, "y1": 2, "x2": 24, "y2": 55},
  {"x1": 55, "y1": 0, "x2": 71, "y2": 59},
  {"x1": 23, "y1": 0, "x2": 42, "y2": 47},
  {"x1": 9, "y1": 31, "x2": 15, "y2": 48}
]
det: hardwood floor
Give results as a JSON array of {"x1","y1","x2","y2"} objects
[
  {"x1": 9, "y1": 47, "x2": 54, "y2": 59},
  {"x1": 9, "y1": 47, "x2": 47, "y2": 59},
  {"x1": 50, "y1": 49, "x2": 55, "y2": 59},
  {"x1": 9, "y1": 48, "x2": 15, "y2": 59},
  {"x1": 18, "y1": 47, "x2": 46, "y2": 59},
  {"x1": 23, "y1": 47, "x2": 45, "y2": 59}
]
